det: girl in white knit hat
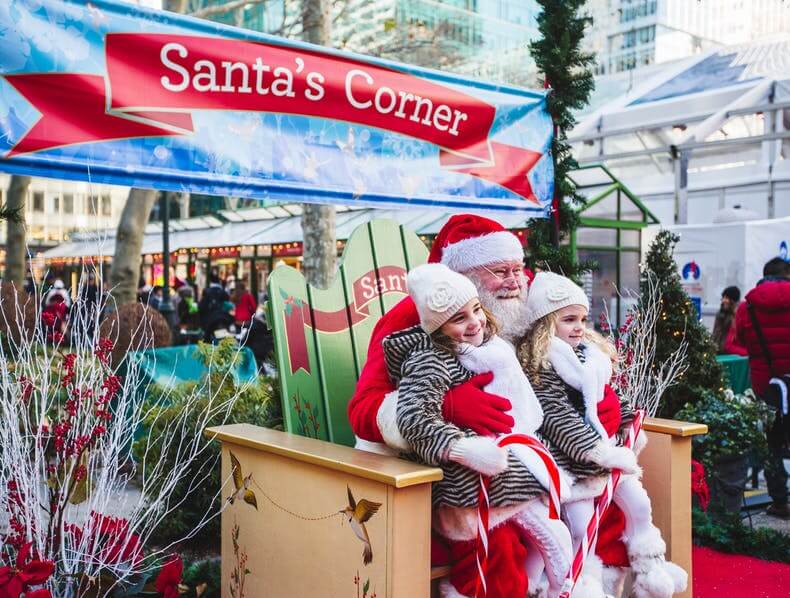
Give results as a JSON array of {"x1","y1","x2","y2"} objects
[
  {"x1": 382, "y1": 262, "x2": 573, "y2": 598},
  {"x1": 520, "y1": 271, "x2": 687, "y2": 598}
]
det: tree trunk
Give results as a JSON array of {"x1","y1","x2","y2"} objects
[
  {"x1": 105, "y1": 0, "x2": 186, "y2": 306},
  {"x1": 300, "y1": 0, "x2": 336, "y2": 288},
  {"x1": 4, "y1": 175, "x2": 31, "y2": 286},
  {"x1": 300, "y1": 204, "x2": 337, "y2": 288},
  {"x1": 110, "y1": 188, "x2": 158, "y2": 305}
]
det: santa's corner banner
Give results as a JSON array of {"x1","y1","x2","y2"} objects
[{"x1": 0, "y1": 0, "x2": 554, "y2": 215}]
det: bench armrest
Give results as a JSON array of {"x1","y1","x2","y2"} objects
[
  {"x1": 205, "y1": 423, "x2": 443, "y2": 488},
  {"x1": 643, "y1": 417, "x2": 707, "y2": 437}
]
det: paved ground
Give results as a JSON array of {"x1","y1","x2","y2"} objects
[{"x1": 741, "y1": 458, "x2": 790, "y2": 535}]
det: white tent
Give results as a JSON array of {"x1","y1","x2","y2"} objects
[
  {"x1": 572, "y1": 36, "x2": 790, "y2": 226},
  {"x1": 642, "y1": 217, "x2": 790, "y2": 325}
]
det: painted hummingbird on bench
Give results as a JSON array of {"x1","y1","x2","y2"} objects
[
  {"x1": 341, "y1": 486, "x2": 381, "y2": 565},
  {"x1": 227, "y1": 451, "x2": 258, "y2": 510}
]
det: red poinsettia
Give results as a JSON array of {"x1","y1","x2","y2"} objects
[
  {"x1": 0, "y1": 542, "x2": 54, "y2": 598},
  {"x1": 155, "y1": 555, "x2": 183, "y2": 598},
  {"x1": 65, "y1": 513, "x2": 143, "y2": 569},
  {"x1": 691, "y1": 459, "x2": 711, "y2": 512},
  {"x1": 90, "y1": 513, "x2": 143, "y2": 568}
]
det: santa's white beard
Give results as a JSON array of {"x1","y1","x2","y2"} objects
[{"x1": 472, "y1": 281, "x2": 530, "y2": 344}]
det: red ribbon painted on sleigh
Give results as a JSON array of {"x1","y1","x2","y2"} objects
[
  {"x1": 4, "y1": 33, "x2": 542, "y2": 203},
  {"x1": 283, "y1": 266, "x2": 407, "y2": 374}
]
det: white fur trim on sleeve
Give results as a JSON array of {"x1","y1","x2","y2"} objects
[
  {"x1": 440, "y1": 230, "x2": 524, "y2": 273},
  {"x1": 376, "y1": 389, "x2": 410, "y2": 451}
]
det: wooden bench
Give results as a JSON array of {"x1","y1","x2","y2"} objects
[{"x1": 207, "y1": 219, "x2": 706, "y2": 598}]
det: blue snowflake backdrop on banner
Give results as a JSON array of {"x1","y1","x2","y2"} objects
[{"x1": 0, "y1": 0, "x2": 553, "y2": 216}]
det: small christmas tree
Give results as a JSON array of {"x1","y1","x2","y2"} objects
[
  {"x1": 526, "y1": 0, "x2": 596, "y2": 280},
  {"x1": 642, "y1": 230, "x2": 727, "y2": 417}
]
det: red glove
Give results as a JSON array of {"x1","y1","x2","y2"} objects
[
  {"x1": 442, "y1": 373, "x2": 514, "y2": 436},
  {"x1": 599, "y1": 384, "x2": 623, "y2": 438}
]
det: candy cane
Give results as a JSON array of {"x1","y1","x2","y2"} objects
[
  {"x1": 474, "y1": 434, "x2": 563, "y2": 598},
  {"x1": 474, "y1": 475, "x2": 491, "y2": 598},
  {"x1": 559, "y1": 410, "x2": 646, "y2": 598}
]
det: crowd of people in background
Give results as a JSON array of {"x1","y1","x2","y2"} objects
[
  {"x1": 137, "y1": 272, "x2": 274, "y2": 366},
  {"x1": 20, "y1": 269, "x2": 274, "y2": 370}
]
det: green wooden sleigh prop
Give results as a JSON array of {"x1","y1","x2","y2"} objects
[
  {"x1": 205, "y1": 218, "x2": 704, "y2": 597},
  {"x1": 266, "y1": 219, "x2": 429, "y2": 447}
]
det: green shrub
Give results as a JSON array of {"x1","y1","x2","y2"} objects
[
  {"x1": 134, "y1": 340, "x2": 281, "y2": 549},
  {"x1": 693, "y1": 507, "x2": 790, "y2": 563},
  {"x1": 676, "y1": 388, "x2": 774, "y2": 472},
  {"x1": 183, "y1": 557, "x2": 222, "y2": 597}
]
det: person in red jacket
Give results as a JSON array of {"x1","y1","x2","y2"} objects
[
  {"x1": 735, "y1": 257, "x2": 790, "y2": 519},
  {"x1": 712, "y1": 286, "x2": 748, "y2": 356},
  {"x1": 348, "y1": 214, "x2": 631, "y2": 594},
  {"x1": 232, "y1": 281, "x2": 258, "y2": 328}
]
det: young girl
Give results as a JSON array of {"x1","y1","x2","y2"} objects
[
  {"x1": 520, "y1": 272, "x2": 687, "y2": 598},
  {"x1": 382, "y1": 263, "x2": 573, "y2": 598}
]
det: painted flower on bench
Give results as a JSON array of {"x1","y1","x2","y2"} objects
[{"x1": 341, "y1": 486, "x2": 381, "y2": 566}]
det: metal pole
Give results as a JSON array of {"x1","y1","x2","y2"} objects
[{"x1": 158, "y1": 192, "x2": 176, "y2": 329}]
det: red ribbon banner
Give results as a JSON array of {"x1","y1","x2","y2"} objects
[{"x1": 4, "y1": 33, "x2": 542, "y2": 202}]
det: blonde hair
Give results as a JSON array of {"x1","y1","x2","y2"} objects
[
  {"x1": 584, "y1": 328, "x2": 618, "y2": 365},
  {"x1": 517, "y1": 312, "x2": 557, "y2": 384},
  {"x1": 431, "y1": 305, "x2": 500, "y2": 356},
  {"x1": 518, "y1": 315, "x2": 618, "y2": 384}
]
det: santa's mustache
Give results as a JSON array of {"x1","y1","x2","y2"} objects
[{"x1": 496, "y1": 290, "x2": 522, "y2": 299}]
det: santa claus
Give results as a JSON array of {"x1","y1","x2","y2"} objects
[{"x1": 348, "y1": 214, "x2": 633, "y2": 596}]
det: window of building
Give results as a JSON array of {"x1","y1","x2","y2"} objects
[
  {"x1": 52, "y1": 195, "x2": 60, "y2": 212},
  {"x1": 87, "y1": 194, "x2": 99, "y2": 214},
  {"x1": 101, "y1": 194, "x2": 111, "y2": 216},
  {"x1": 63, "y1": 193, "x2": 74, "y2": 213},
  {"x1": 620, "y1": 0, "x2": 657, "y2": 23},
  {"x1": 639, "y1": 25, "x2": 655, "y2": 44},
  {"x1": 32, "y1": 191, "x2": 44, "y2": 212}
]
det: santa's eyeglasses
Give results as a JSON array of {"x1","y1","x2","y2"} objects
[{"x1": 479, "y1": 265, "x2": 524, "y2": 282}]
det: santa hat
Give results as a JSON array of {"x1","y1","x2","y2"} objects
[
  {"x1": 428, "y1": 214, "x2": 524, "y2": 273},
  {"x1": 525, "y1": 272, "x2": 589, "y2": 328},
  {"x1": 407, "y1": 263, "x2": 478, "y2": 333}
]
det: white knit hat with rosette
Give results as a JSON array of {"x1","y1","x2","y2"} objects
[
  {"x1": 407, "y1": 263, "x2": 479, "y2": 333},
  {"x1": 525, "y1": 271, "x2": 590, "y2": 328}
]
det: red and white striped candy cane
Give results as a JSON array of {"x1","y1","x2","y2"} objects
[
  {"x1": 474, "y1": 475, "x2": 491, "y2": 598},
  {"x1": 474, "y1": 433, "x2": 564, "y2": 598},
  {"x1": 559, "y1": 410, "x2": 646, "y2": 598}
]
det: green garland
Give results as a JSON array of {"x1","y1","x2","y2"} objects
[{"x1": 527, "y1": 0, "x2": 596, "y2": 280}]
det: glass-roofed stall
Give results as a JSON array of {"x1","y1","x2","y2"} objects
[{"x1": 568, "y1": 164, "x2": 660, "y2": 329}]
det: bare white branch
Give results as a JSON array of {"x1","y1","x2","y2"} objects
[
  {"x1": 0, "y1": 265, "x2": 250, "y2": 594},
  {"x1": 603, "y1": 271, "x2": 689, "y2": 417}
]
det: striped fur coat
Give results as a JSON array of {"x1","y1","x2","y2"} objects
[
  {"x1": 530, "y1": 342, "x2": 635, "y2": 492},
  {"x1": 382, "y1": 326, "x2": 546, "y2": 509}
]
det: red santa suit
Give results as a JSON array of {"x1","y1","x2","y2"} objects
[{"x1": 347, "y1": 214, "x2": 634, "y2": 594}]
